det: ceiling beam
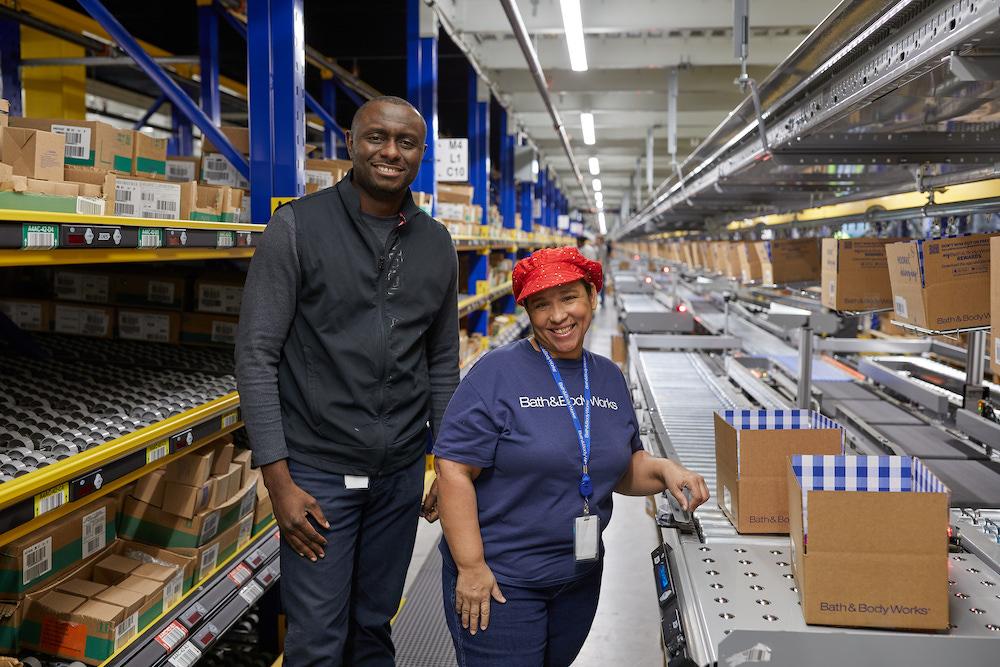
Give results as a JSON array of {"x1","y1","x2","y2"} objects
[
  {"x1": 509, "y1": 90, "x2": 749, "y2": 114},
  {"x1": 491, "y1": 65, "x2": 773, "y2": 94}
]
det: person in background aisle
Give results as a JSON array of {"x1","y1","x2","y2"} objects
[
  {"x1": 597, "y1": 236, "x2": 610, "y2": 306},
  {"x1": 433, "y1": 247, "x2": 709, "y2": 666},
  {"x1": 576, "y1": 235, "x2": 599, "y2": 262},
  {"x1": 235, "y1": 96, "x2": 459, "y2": 667}
]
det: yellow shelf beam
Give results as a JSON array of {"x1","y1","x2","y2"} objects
[
  {"x1": 0, "y1": 247, "x2": 254, "y2": 267},
  {"x1": 0, "y1": 209, "x2": 261, "y2": 232}
]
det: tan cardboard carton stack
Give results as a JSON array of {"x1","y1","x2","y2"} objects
[
  {"x1": 2, "y1": 126, "x2": 64, "y2": 182},
  {"x1": 201, "y1": 126, "x2": 250, "y2": 190},
  {"x1": 305, "y1": 157, "x2": 352, "y2": 192},
  {"x1": 992, "y1": 237, "x2": 1000, "y2": 380},
  {"x1": 787, "y1": 454, "x2": 950, "y2": 630},
  {"x1": 756, "y1": 239, "x2": 821, "y2": 285},
  {"x1": 885, "y1": 233, "x2": 995, "y2": 331},
  {"x1": 821, "y1": 238, "x2": 899, "y2": 312},
  {"x1": 131, "y1": 131, "x2": 167, "y2": 177},
  {"x1": 738, "y1": 242, "x2": 762, "y2": 283},
  {"x1": 9, "y1": 118, "x2": 133, "y2": 173},
  {"x1": 714, "y1": 410, "x2": 844, "y2": 534}
]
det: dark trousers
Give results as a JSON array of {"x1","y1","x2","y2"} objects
[
  {"x1": 442, "y1": 564, "x2": 603, "y2": 667},
  {"x1": 281, "y1": 456, "x2": 424, "y2": 667}
]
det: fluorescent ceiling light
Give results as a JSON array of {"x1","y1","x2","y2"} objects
[
  {"x1": 592, "y1": 178, "x2": 602, "y2": 192},
  {"x1": 598, "y1": 211, "x2": 607, "y2": 235},
  {"x1": 531, "y1": 158, "x2": 539, "y2": 175},
  {"x1": 588, "y1": 157, "x2": 600, "y2": 175},
  {"x1": 594, "y1": 190, "x2": 603, "y2": 202},
  {"x1": 560, "y1": 0, "x2": 588, "y2": 72},
  {"x1": 580, "y1": 112, "x2": 596, "y2": 145}
]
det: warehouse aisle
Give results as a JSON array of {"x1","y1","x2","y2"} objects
[{"x1": 396, "y1": 299, "x2": 663, "y2": 666}]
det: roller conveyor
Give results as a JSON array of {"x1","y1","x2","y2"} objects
[{"x1": 618, "y1": 293, "x2": 666, "y2": 312}]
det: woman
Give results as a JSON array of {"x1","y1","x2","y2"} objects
[{"x1": 433, "y1": 247, "x2": 709, "y2": 666}]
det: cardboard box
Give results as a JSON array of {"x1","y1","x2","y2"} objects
[
  {"x1": 736, "y1": 242, "x2": 761, "y2": 283},
  {"x1": 992, "y1": 237, "x2": 1000, "y2": 378},
  {"x1": 611, "y1": 334, "x2": 627, "y2": 365},
  {"x1": 0, "y1": 298, "x2": 52, "y2": 332},
  {"x1": 10, "y1": 118, "x2": 133, "y2": 172},
  {"x1": 110, "y1": 273, "x2": 186, "y2": 310},
  {"x1": 92, "y1": 554, "x2": 142, "y2": 586},
  {"x1": 166, "y1": 156, "x2": 200, "y2": 182},
  {"x1": 209, "y1": 467, "x2": 240, "y2": 508},
  {"x1": 181, "y1": 312, "x2": 239, "y2": 346},
  {"x1": 0, "y1": 497, "x2": 115, "y2": 598},
  {"x1": 117, "y1": 308, "x2": 181, "y2": 344},
  {"x1": 116, "y1": 575, "x2": 164, "y2": 608},
  {"x1": 885, "y1": 234, "x2": 994, "y2": 331},
  {"x1": 119, "y1": 477, "x2": 257, "y2": 548},
  {"x1": 201, "y1": 126, "x2": 250, "y2": 155},
  {"x1": 114, "y1": 540, "x2": 192, "y2": 600},
  {"x1": 437, "y1": 183, "x2": 474, "y2": 204},
  {"x1": 788, "y1": 454, "x2": 950, "y2": 630},
  {"x1": 55, "y1": 579, "x2": 107, "y2": 599},
  {"x1": 0, "y1": 99, "x2": 8, "y2": 127},
  {"x1": 232, "y1": 449, "x2": 252, "y2": 486},
  {"x1": 1, "y1": 126, "x2": 64, "y2": 181},
  {"x1": 821, "y1": 238, "x2": 898, "y2": 312},
  {"x1": 93, "y1": 586, "x2": 145, "y2": 618},
  {"x1": 211, "y1": 439, "x2": 235, "y2": 476},
  {"x1": 187, "y1": 182, "x2": 225, "y2": 221},
  {"x1": 220, "y1": 186, "x2": 243, "y2": 223},
  {"x1": 53, "y1": 270, "x2": 110, "y2": 303},
  {"x1": 252, "y1": 472, "x2": 274, "y2": 534},
  {"x1": 756, "y1": 239, "x2": 821, "y2": 285},
  {"x1": 64, "y1": 165, "x2": 117, "y2": 212},
  {"x1": 161, "y1": 478, "x2": 216, "y2": 519},
  {"x1": 115, "y1": 176, "x2": 191, "y2": 220},
  {"x1": 714, "y1": 410, "x2": 844, "y2": 534},
  {"x1": 0, "y1": 599, "x2": 19, "y2": 654},
  {"x1": 53, "y1": 303, "x2": 114, "y2": 338},
  {"x1": 131, "y1": 131, "x2": 167, "y2": 177},
  {"x1": 195, "y1": 276, "x2": 244, "y2": 314},
  {"x1": 201, "y1": 152, "x2": 249, "y2": 190},
  {"x1": 178, "y1": 513, "x2": 255, "y2": 582},
  {"x1": 132, "y1": 468, "x2": 166, "y2": 508},
  {"x1": 163, "y1": 449, "x2": 214, "y2": 486}
]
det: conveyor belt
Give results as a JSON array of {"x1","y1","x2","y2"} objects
[
  {"x1": 619, "y1": 293, "x2": 667, "y2": 312},
  {"x1": 876, "y1": 425, "x2": 989, "y2": 461},
  {"x1": 920, "y1": 460, "x2": 1000, "y2": 509},
  {"x1": 837, "y1": 398, "x2": 924, "y2": 425},
  {"x1": 771, "y1": 354, "x2": 854, "y2": 383},
  {"x1": 814, "y1": 380, "x2": 879, "y2": 401}
]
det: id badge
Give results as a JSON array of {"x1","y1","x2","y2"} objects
[{"x1": 574, "y1": 514, "x2": 600, "y2": 562}]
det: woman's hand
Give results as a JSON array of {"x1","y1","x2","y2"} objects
[
  {"x1": 455, "y1": 562, "x2": 506, "y2": 635},
  {"x1": 659, "y1": 458, "x2": 710, "y2": 512}
]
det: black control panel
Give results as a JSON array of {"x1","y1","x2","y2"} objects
[{"x1": 651, "y1": 543, "x2": 688, "y2": 662}]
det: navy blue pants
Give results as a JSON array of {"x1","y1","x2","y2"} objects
[
  {"x1": 442, "y1": 563, "x2": 603, "y2": 667},
  {"x1": 280, "y1": 456, "x2": 424, "y2": 667}
]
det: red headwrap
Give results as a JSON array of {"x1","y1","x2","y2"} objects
[{"x1": 512, "y1": 247, "x2": 604, "y2": 304}]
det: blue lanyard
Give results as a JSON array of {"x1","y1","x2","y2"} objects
[{"x1": 538, "y1": 345, "x2": 593, "y2": 513}]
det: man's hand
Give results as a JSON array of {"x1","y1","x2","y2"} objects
[
  {"x1": 261, "y1": 460, "x2": 330, "y2": 561},
  {"x1": 421, "y1": 477, "x2": 439, "y2": 523},
  {"x1": 659, "y1": 459, "x2": 710, "y2": 513},
  {"x1": 455, "y1": 562, "x2": 506, "y2": 635}
]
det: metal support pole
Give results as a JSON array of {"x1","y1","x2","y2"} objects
[
  {"x1": 76, "y1": 0, "x2": 249, "y2": 178},
  {"x1": 170, "y1": 106, "x2": 194, "y2": 156},
  {"x1": 797, "y1": 325, "x2": 813, "y2": 409},
  {"x1": 0, "y1": 19, "x2": 22, "y2": 117},
  {"x1": 335, "y1": 77, "x2": 366, "y2": 110},
  {"x1": 964, "y1": 330, "x2": 988, "y2": 409},
  {"x1": 133, "y1": 93, "x2": 167, "y2": 131},
  {"x1": 407, "y1": 0, "x2": 438, "y2": 209},
  {"x1": 500, "y1": 113, "x2": 516, "y2": 230},
  {"x1": 321, "y1": 72, "x2": 338, "y2": 159},
  {"x1": 198, "y1": 0, "x2": 221, "y2": 126},
  {"x1": 646, "y1": 127, "x2": 654, "y2": 195},
  {"x1": 667, "y1": 68, "x2": 678, "y2": 162},
  {"x1": 468, "y1": 67, "x2": 490, "y2": 226},
  {"x1": 520, "y1": 181, "x2": 533, "y2": 234},
  {"x1": 247, "y1": 0, "x2": 305, "y2": 222}
]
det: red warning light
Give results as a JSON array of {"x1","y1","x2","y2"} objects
[
  {"x1": 644, "y1": 276, "x2": 653, "y2": 284},
  {"x1": 676, "y1": 304, "x2": 688, "y2": 313},
  {"x1": 633, "y1": 254, "x2": 641, "y2": 261}
]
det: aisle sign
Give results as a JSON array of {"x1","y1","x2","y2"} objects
[
  {"x1": 436, "y1": 138, "x2": 468, "y2": 182},
  {"x1": 557, "y1": 215, "x2": 570, "y2": 231},
  {"x1": 570, "y1": 221, "x2": 584, "y2": 236}
]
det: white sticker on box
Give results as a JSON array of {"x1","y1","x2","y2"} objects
[
  {"x1": 76, "y1": 196, "x2": 106, "y2": 216},
  {"x1": 238, "y1": 516, "x2": 253, "y2": 546},
  {"x1": 198, "y1": 284, "x2": 243, "y2": 314},
  {"x1": 211, "y1": 320, "x2": 238, "y2": 345},
  {"x1": 51, "y1": 124, "x2": 92, "y2": 161},
  {"x1": 894, "y1": 295, "x2": 908, "y2": 319},
  {"x1": 202, "y1": 153, "x2": 249, "y2": 189},
  {"x1": 199, "y1": 542, "x2": 220, "y2": 580},
  {"x1": 305, "y1": 169, "x2": 335, "y2": 189},
  {"x1": 200, "y1": 511, "x2": 221, "y2": 544},
  {"x1": 0, "y1": 301, "x2": 42, "y2": 330},
  {"x1": 119, "y1": 310, "x2": 172, "y2": 343},
  {"x1": 239, "y1": 487, "x2": 256, "y2": 518},
  {"x1": 140, "y1": 182, "x2": 182, "y2": 220},
  {"x1": 168, "y1": 641, "x2": 202, "y2": 667},
  {"x1": 23, "y1": 536, "x2": 52, "y2": 585},
  {"x1": 164, "y1": 572, "x2": 184, "y2": 609},
  {"x1": 81, "y1": 506, "x2": 107, "y2": 559},
  {"x1": 54, "y1": 304, "x2": 110, "y2": 337},
  {"x1": 115, "y1": 179, "x2": 142, "y2": 217},
  {"x1": 166, "y1": 160, "x2": 197, "y2": 182},
  {"x1": 148, "y1": 280, "x2": 176, "y2": 305},
  {"x1": 114, "y1": 611, "x2": 139, "y2": 650},
  {"x1": 239, "y1": 580, "x2": 264, "y2": 605},
  {"x1": 995, "y1": 337, "x2": 1000, "y2": 368},
  {"x1": 54, "y1": 271, "x2": 109, "y2": 302}
]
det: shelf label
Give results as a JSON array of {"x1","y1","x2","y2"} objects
[
  {"x1": 236, "y1": 231, "x2": 253, "y2": 247},
  {"x1": 155, "y1": 621, "x2": 188, "y2": 652},
  {"x1": 239, "y1": 580, "x2": 264, "y2": 605},
  {"x1": 216, "y1": 231, "x2": 235, "y2": 248},
  {"x1": 221, "y1": 411, "x2": 239, "y2": 429},
  {"x1": 139, "y1": 227, "x2": 164, "y2": 248},
  {"x1": 22, "y1": 224, "x2": 57, "y2": 250},
  {"x1": 146, "y1": 439, "x2": 170, "y2": 464},
  {"x1": 34, "y1": 483, "x2": 69, "y2": 517},
  {"x1": 227, "y1": 563, "x2": 252, "y2": 586},
  {"x1": 167, "y1": 641, "x2": 202, "y2": 667}
]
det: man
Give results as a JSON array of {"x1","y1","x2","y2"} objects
[{"x1": 236, "y1": 96, "x2": 459, "y2": 666}]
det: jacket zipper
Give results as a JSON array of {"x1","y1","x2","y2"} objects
[{"x1": 374, "y1": 213, "x2": 407, "y2": 471}]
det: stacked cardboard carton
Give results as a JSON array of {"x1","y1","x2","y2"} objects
[
  {"x1": 821, "y1": 238, "x2": 899, "y2": 312},
  {"x1": 755, "y1": 239, "x2": 821, "y2": 285},
  {"x1": 992, "y1": 237, "x2": 1000, "y2": 380}
]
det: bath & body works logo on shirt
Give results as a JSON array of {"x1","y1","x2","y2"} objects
[{"x1": 518, "y1": 395, "x2": 619, "y2": 410}]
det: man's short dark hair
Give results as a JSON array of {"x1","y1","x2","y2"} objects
[{"x1": 350, "y1": 96, "x2": 425, "y2": 137}]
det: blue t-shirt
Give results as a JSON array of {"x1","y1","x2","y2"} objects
[{"x1": 433, "y1": 338, "x2": 643, "y2": 587}]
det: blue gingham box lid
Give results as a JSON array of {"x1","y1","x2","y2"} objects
[
  {"x1": 791, "y1": 455, "x2": 949, "y2": 539},
  {"x1": 720, "y1": 409, "x2": 843, "y2": 432}
]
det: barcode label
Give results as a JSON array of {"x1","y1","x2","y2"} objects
[
  {"x1": 76, "y1": 196, "x2": 106, "y2": 216},
  {"x1": 238, "y1": 515, "x2": 253, "y2": 546},
  {"x1": 211, "y1": 320, "x2": 238, "y2": 344},
  {"x1": 894, "y1": 295, "x2": 908, "y2": 319},
  {"x1": 146, "y1": 440, "x2": 169, "y2": 463},
  {"x1": 81, "y1": 506, "x2": 107, "y2": 559},
  {"x1": 239, "y1": 488, "x2": 255, "y2": 518},
  {"x1": 148, "y1": 280, "x2": 176, "y2": 303},
  {"x1": 200, "y1": 511, "x2": 221, "y2": 544},
  {"x1": 239, "y1": 580, "x2": 264, "y2": 605},
  {"x1": 228, "y1": 563, "x2": 252, "y2": 586},
  {"x1": 22, "y1": 224, "x2": 57, "y2": 249},
  {"x1": 119, "y1": 311, "x2": 172, "y2": 342},
  {"x1": 55, "y1": 305, "x2": 110, "y2": 337},
  {"x1": 166, "y1": 160, "x2": 197, "y2": 182},
  {"x1": 23, "y1": 537, "x2": 52, "y2": 585},
  {"x1": 139, "y1": 227, "x2": 163, "y2": 248},
  {"x1": 34, "y1": 484, "x2": 69, "y2": 516},
  {"x1": 115, "y1": 180, "x2": 142, "y2": 217},
  {"x1": 115, "y1": 612, "x2": 139, "y2": 650},
  {"x1": 200, "y1": 287, "x2": 222, "y2": 308},
  {"x1": 52, "y1": 124, "x2": 92, "y2": 160},
  {"x1": 221, "y1": 411, "x2": 239, "y2": 428},
  {"x1": 0, "y1": 300, "x2": 43, "y2": 330},
  {"x1": 217, "y1": 231, "x2": 235, "y2": 248},
  {"x1": 198, "y1": 542, "x2": 220, "y2": 580},
  {"x1": 164, "y1": 572, "x2": 184, "y2": 609},
  {"x1": 305, "y1": 169, "x2": 334, "y2": 188},
  {"x1": 54, "y1": 271, "x2": 110, "y2": 302},
  {"x1": 168, "y1": 642, "x2": 202, "y2": 667},
  {"x1": 155, "y1": 620, "x2": 188, "y2": 651},
  {"x1": 198, "y1": 284, "x2": 243, "y2": 315}
]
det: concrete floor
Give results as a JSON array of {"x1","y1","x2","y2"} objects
[{"x1": 401, "y1": 301, "x2": 665, "y2": 666}]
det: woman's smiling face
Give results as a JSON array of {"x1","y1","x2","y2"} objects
[{"x1": 525, "y1": 280, "x2": 597, "y2": 360}]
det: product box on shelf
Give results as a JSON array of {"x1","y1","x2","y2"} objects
[
  {"x1": 436, "y1": 183, "x2": 474, "y2": 204},
  {"x1": 251, "y1": 471, "x2": 274, "y2": 534},
  {"x1": 1, "y1": 126, "x2": 64, "y2": 182},
  {"x1": 161, "y1": 477, "x2": 216, "y2": 520},
  {"x1": 714, "y1": 410, "x2": 844, "y2": 534},
  {"x1": 53, "y1": 302, "x2": 114, "y2": 338},
  {"x1": 0, "y1": 497, "x2": 116, "y2": 598},
  {"x1": 131, "y1": 131, "x2": 167, "y2": 177},
  {"x1": 0, "y1": 299, "x2": 52, "y2": 332},
  {"x1": 992, "y1": 237, "x2": 1000, "y2": 378},
  {"x1": 232, "y1": 449, "x2": 252, "y2": 485},
  {"x1": 172, "y1": 513, "x2": 254, "y2": 584},
  {"x1": 821, "y1": 238, "x2": 899, "y2": 312},
  {"x1": 885, "y1": 233, "x2": 994, "y2": 331},
  {"x1": 115, "y1": 540, "x2": 194, "y2": 597},
  {"x1": 131, "y1": 468, "x2": 166, "y2": 508},
  {"x1": 114, "y1": 175, "x2": 192, "y2": 220},
  {"x1": 163, "y1": 449, "x2": 214, "y2": 486},
  {"x1": 165, "y1": 156, "x2": 200, "y2": 182},
  {"x1": 64, "y1": 164, "x2": 116, "y2": 210},
  {"x1": 787, "y1": 454, "x2": 950, "y2": 630},
  {"x1": 201, "y1": 152, "x2": 249, "y2": 190},
  {"x1": 738, "y1": 242, "x2": 762, "y2": 282},
  {"x1": 211, "y1": 439, "x2": 235, "y2": 476},
  {"x1": 195, "y1": 276, "x2": 244, "y2": 315},
  {"x1": 110, "y1": 273, "x2": 186, "y2": 310},
  {"x1": 53, "y1": 270, "x2": 110, "y2": 304},
  {"x1": 220, "y1": 186, "x2": 243, "y2": 223},
  {"x1": 202, "y1": 126, "x2": 250, "y2": 155},
  {"x1": 181, "y1": 312, "x2": 239, "y2": 346},
  {"x1": 92, "y1": 554, "x2": 141, "y2": 586},
  {"x1": 116, "y1": 308, "x2": 181, "y2": 344},
  {"x1": 755, "y1": 239, "x2": 821, "y2": 285},
  {"x1": 9, "y1": 118, "x2": 132, "y2": 173},
  {"x1": 0, "y1": 99, "x2": 8, "y2": 127}
]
